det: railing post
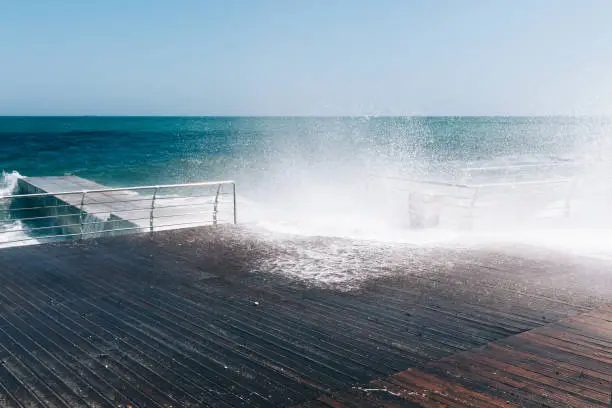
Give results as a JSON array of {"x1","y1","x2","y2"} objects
[
  {"x1": 213, "y1": 184, "x2": 222, "y2": 226},
  {"x1": 233, "y1": 182, "x2": 237, "y2": 225},
  {"x1": 150, "y1": 187, "x2": 158, "y2": 232},
  {"x1": 564, "y1": 178, "x2": 577, "y2": 218},
  {"x1": 468, "y1": 187, "x2": 479, "y2": 230},
  {"x1": 79, "y1": 191, "x2": 87, "y2": 239}
]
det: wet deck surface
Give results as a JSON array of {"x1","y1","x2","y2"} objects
[
  {"x1": 0, "y1": 226, "x2": 610, "y2": 407},
  {"x1": 301, "y1": 306, "x2": 612, "y2": 407}
]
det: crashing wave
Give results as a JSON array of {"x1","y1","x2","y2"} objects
[{"x1": 0, "y1": 170, "x2": 22, "y2": 196}]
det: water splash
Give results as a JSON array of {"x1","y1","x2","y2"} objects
[
  {"x1": 0, "y1": 220, "x2": 40, "y2": 248},
  {"x1": 0, "y1": 170, "x2": 21, "y2": 196},
  {"x1": 0, "y1": 171, "x2": 40, "y2": 247}
]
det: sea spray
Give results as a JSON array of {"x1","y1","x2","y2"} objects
[
  {"x1": 0, "y1": 170, "x2": 21, "y2": 196},
  {"x1": 0, "y1": 171, "x2": 40, "y2": 247},
  {"x1": 2, "y1": 117, "x2": 612, "y2": 278}
]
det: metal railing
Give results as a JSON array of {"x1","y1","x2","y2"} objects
[
  {"x1": 0, "y1": 180, "x2": 237, "y2": 247},
  {"x1": 371, "y1": 163, "x2": 586, "y2": 229}
]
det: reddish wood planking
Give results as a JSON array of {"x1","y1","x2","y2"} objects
[{"x1": 304, "y1": 306, "x2": 612, "y2": 407}]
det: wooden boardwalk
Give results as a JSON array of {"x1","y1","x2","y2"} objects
[
  {"x1": 301, "y1": 306, "x2": 612, "y2": 407},
  {"x1": 0, "y1": 226, "x2": 610, "y2": 407}
]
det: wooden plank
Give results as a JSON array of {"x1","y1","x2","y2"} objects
[
  {"x1": 303, "y1": 306, "x2": 612, "y2": 408},
  {"x1": 0, "y1": 226, "x2": 611, "y2": 407}
]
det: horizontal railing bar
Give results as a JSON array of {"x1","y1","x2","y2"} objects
[
  {"x1": 461, "y1": 163, "x2": 574, "y2": 172},
  {"x1": 375, "y1": 176, "x2": 472, "y2": 188},
  {"x1": 1, "y1": 209, "x2": 234, "y2": 230},
  {"x1": 150, "y1": 198, "x2": 227, "y2": 205},
  {"x1": 81, "y1": 217, "x2": 149, "y2": 226},
  {"x1": 153, "y1": 203, "x2": 213, "y2": 211},
  {"x1": 374, "y1": 175, "x2": 574, "y2": 189},
  {"x1": 0, "y1": 192, "x2": 82, "y2": 200},
  {"x1": 81, "y1": 196, "x2": 157, "y2": 205},
  {"x1": 4, "y1": 193, "x2": 218, "y2": 207},
  {"x1": 153, "y1": 193, "x2": 231, "y2": 200},
  {"x1": 0, "y1": 203, "x2": 78, "y2": 213},
  {"x1": 153, "y1": 220, "x2": 217, "y2": 229},
  {"x1": 80, "y1": 226, "x2": 148, "y2": 236},
  {"x1": 0, "y1": 199, "x2": 203, "y2": 216},
  {"x1": 0, "y1": 212, "x2": 233, "y2": 233},
  {"x1": 84, "y1": 210, "x2": 228, "y2": 225},
  {"x1": 86, "y1": 196, "x2": 191, "y2": 206},
  {"x1": 4, "y1": 212, "x2": 84, "y2": 223},
  {"x1": 154, "y1": 201, "x2": 230, "y2": 211},
  {"x1": 84, "y1": 208, "x2": 150, "y2": 216},
  {"x1": 0, "y1": 212, "x2": 234, "y2": 232},
  {"x1": 1, "y1": 196, "x2": 233, "y2": 216},
  {"x1": 151, "y1": 199, "x2": 216, "y2": 205},
  {"x1": 86, "y1": 193, "x2": 230, "y2": 206},
  {"x1": 0, "y1": 180, "x2": 235, "y2": 200},
  {"x1": 389, "y1": 187, "x2": 474, "y2": 198},
  {"x1": 148, "y1": 211, "x2": 213, "y2": 220},
  {"x1": 81, "y1": 212, "x2": 214, "y2": 226},
  {"x1": 7, "y1": 222, "x2": 83, "y2": 233},
  {"x1": 470, "y1": 178, "x2": 572, "y2": 188},
  {"x1": 83, "y1": 218, "x2": 230, "y2": 231},
  {"x1": 83, "y1": 201, "x2": 231, "y2": 217}
]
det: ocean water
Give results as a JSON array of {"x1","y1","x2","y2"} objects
[{"x1": 2, "y1": 116, "x2": 612, "y2": 281}]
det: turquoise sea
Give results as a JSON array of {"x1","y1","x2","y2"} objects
[
  {"x1": 2, "y1": 116, "x2": 612, "y2": 258},
  {"x1": 1, "y1": 116, "x2": 607, "y2": 187}
]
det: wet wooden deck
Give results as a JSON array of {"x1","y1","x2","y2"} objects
[
  {"x1": 0, "y1": 226, "x2": 610, "y2": 407},
  {"x1": 301, "y1": 306, "x2": 612, "y2": 407}
]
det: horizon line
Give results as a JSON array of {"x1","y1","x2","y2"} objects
[{"x1": 1, "y1": 114, "x2": 611, "y2": 118}]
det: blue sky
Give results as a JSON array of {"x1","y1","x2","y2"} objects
[{"x1": 1, "y1": 0, "x2": 611, "y2": 116}]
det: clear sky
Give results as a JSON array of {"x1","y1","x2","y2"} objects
[{"x1": 1, "y1": 0, "x2": 612, "y2": 116}]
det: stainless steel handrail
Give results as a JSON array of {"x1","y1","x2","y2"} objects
[
  {"x1": 0, "y1": 180, "x2": 236, "y2": 200},
  {"x1": 469, "y1": 178, "x2": 573, "y2": 188},
  {"x1": 461, "y1": 162, "x2": 574, "y2": 172},
  {"x1": 0, "y1": 180, "x2": 237, "y2": 247},
  {"x1": 373, "y1": 174, "x2": 574, "y2": 190},
  {"x1": 149, "y1": 186, "x2": 158, "y2": 233},
  {"x1": 213, "y1": 184, "x2": 222, "y2": 226},
  {"x1": 370, "y1": 169, "x2": 587, "y2": 229}
]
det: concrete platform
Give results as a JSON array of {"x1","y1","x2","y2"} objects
[
  {"x1": 13, "y1": 176, "x2": 226, "y2": 241},
  {"x1": 15, "y1": 176, "x2": 143, "y2": 238},
  {"x1": 0, "y1": 226, "x2": 610, "y2": 407}
]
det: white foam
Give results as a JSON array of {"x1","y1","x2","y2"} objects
[
  {"x1": 0, "y1": 220, "x2": 41, "y2": 248},
  {"x1": 235, "y1": 163, "x2": 612, "y2": 286},
  {"x1": 461, "y1": 227, "x2": 612, "y2": 261},
  {"x1": 0, "y1": 171, "x2": 41, "y2": 248},
  {"x1": 0, "y1": 170, "x2": 21, "y2": 196}
]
